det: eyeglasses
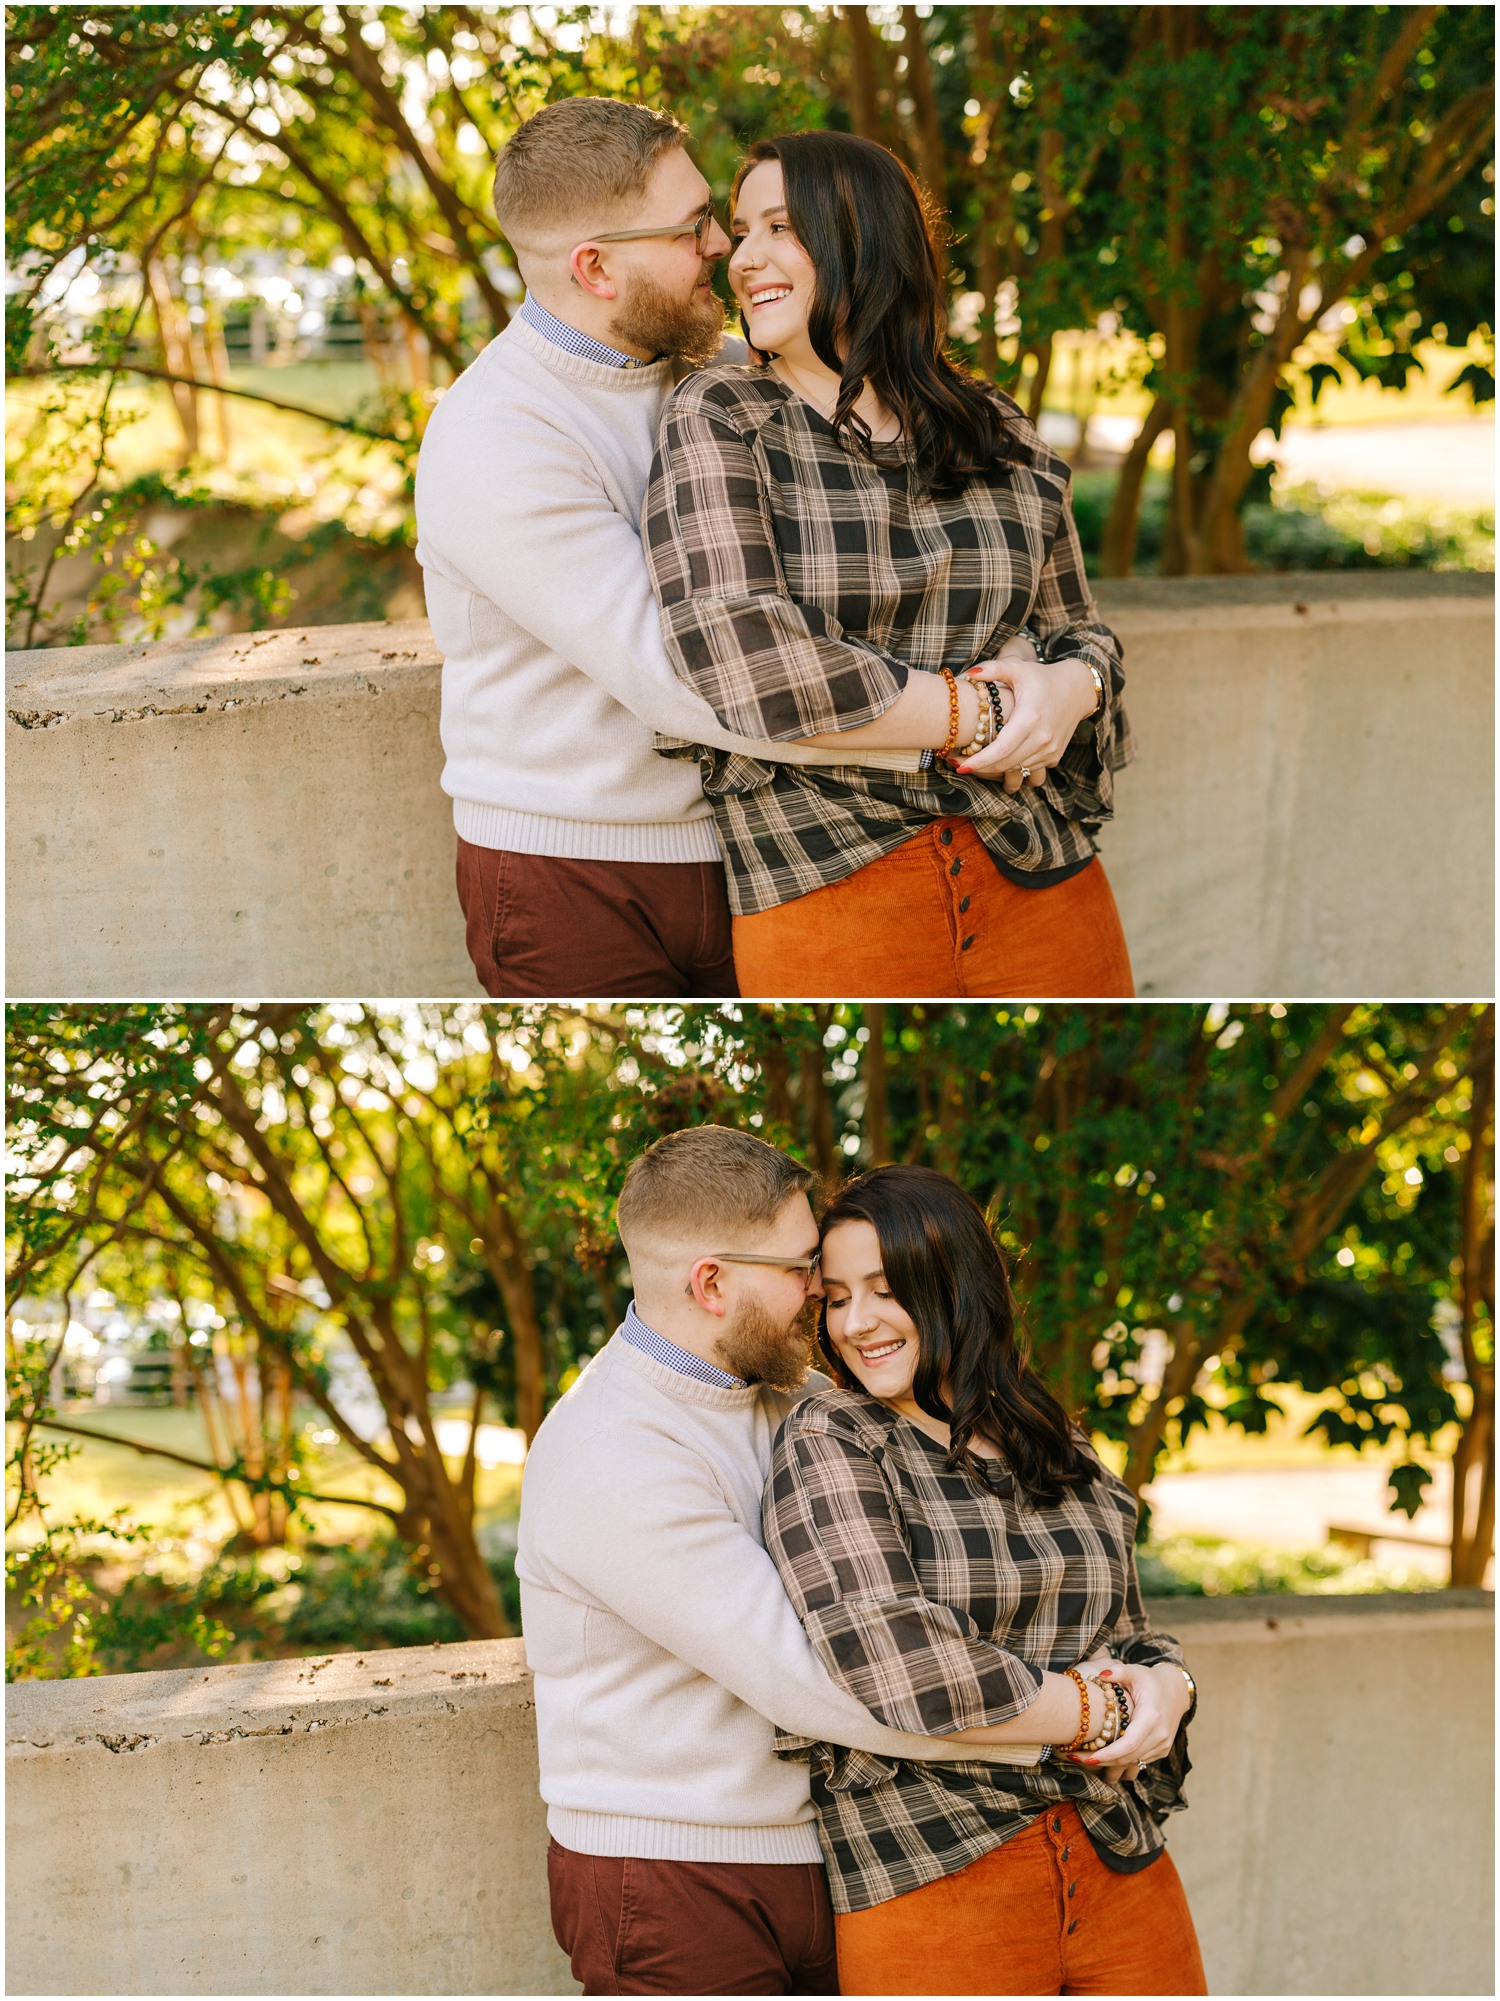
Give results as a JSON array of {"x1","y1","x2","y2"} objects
[
  {"x1": 709, "y1": 1249, "x2": 822, "y2": 1278},
  {"x1": 582, "y1": 201, "x2": 718, "y2": 251}
]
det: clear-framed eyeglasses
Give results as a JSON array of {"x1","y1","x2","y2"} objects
[
  {"x1": 709, "y1": 1249, "x2": 822, "y2": 1285},
  {"x1": 581, "y1": 200, "x2": 718, "y2": 251}
]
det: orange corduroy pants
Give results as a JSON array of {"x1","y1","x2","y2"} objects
[
  {"x1": 730, "y1": 823, "x2": 1134, "y2": 1000},
  {"x1": 832, "y1": 1805, "x2": 1207, "y2": 1997}
]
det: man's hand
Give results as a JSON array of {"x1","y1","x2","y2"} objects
[
  {"x1": 956, "y1": 637, "x2": 1097, "y2": 794},
  {"x1": 1063, "y1": 1660, "x2": 1192, "y2": 1786}
]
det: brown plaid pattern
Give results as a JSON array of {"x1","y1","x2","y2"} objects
[
  {"x1": 643, "y1": 368, "x2": 1135, "y2": 916},
  {"x1": 762, "y1": 1388, "x2": 1192, "y2": 1914}
]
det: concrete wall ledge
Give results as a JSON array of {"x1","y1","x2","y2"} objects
[
  {"x1": 7, "y1": 573, "x2": 1495, "y2": 997},
  {"x1": 5, "y1": 1593, "x2": 1494, "y2": 1996}
]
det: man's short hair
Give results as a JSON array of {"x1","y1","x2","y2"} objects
[
  {"x1": 493, "y1": 97, "x2": 688, "y2": 259},
  {"x1": 616, "y1": 1126, "x2": 814, "y2": 1260}
]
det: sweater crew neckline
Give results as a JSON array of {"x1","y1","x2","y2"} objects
[
  {"x1": 506, "y1": 314, "x2": 673, "y2": 393},
  {"x1": 605, "y1": 1328, "x2": 767, "y2": 1410}
]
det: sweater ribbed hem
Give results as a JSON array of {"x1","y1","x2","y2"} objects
[
  {"x1": 452, "y1": 800, "x2": 723, "y2": 864},
  {"x1": 547, "y1": 1807, "x2": 825, "y2": 1866}
]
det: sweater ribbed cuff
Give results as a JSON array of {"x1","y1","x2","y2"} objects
[
  {"x1": 453, "y1": 800, "x2": 723, "y2": 864},
  {"x1": 547, "y1": 1807, "x2": 825, "y2": 1865}
]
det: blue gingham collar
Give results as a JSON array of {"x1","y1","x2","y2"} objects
[
  {"x1": 618, "y1": 1302, "x2": 744, "y2": 1387},
  {"x1": 518, "y1": 294, "x2": 651, "y2": 370}
]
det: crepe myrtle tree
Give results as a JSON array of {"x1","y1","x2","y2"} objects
[
  {"x1": 6, "y1": 1002, "x2": 726, "y2": 1640},
  {"x1": 705, "y1": 1001, "x2": 1491, "y2": 1584}
]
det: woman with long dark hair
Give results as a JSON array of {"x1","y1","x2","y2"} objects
[
  {"x1": 643, "y1": 132, "x2": 1134, "y2": 999},
  {"x1": 763, "y1": 1166, "x2": 1205, "y2": 1996}
]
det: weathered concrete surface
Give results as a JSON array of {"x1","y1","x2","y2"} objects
[
  {"x1": 5, "y1": 1637, "x2": 569, "y2": 1996},
  {"x1": 5, "y1": 574, "x2": 1494, "y2": 997},
  {"x1": 1158, "y1": 1590, "x2": 1493, "y2": 1995},
  {"x1": 6, "y1": 1594, "x2": 1493, "y2": 1996},
  {"x1": 5, "y1": 621, "x2": 472, "y2": 998},
  {"x1": 1094, "y1": 574, "x2": 1494, "y2": 996}
]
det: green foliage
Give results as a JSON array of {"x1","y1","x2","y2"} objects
[
  {"x1": 6, "y1": 5, "x2": 1491, "y2": 634},
  {"x1": 9, "y1": 1002, "x2": 1489, "y2": 1666}
]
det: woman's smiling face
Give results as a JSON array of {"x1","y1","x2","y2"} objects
[
  {"x1": 728, "y1": 159, "x2": 816, "y2": 357},
  {"x1": 819, "y1": 1218, "x2": 922, "y2": 1406}
]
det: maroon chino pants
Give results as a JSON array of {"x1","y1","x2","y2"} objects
[
  {"x1": 456, "y1": 838, "x2": 738, "y2": 998},
  {"x1": 546, "y1": 1840, "x2": 839, "y2": 1996}
]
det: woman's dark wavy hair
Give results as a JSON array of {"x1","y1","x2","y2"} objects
[
  {"x1": 817, "y1": 1165, "x2": 1097, "y2": 1504},
  {"x1": 733, "y1": 131, "x2": 1021, "y2": 495}
]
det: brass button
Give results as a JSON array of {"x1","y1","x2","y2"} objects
[
  {"x1": 959, "y1": 895, "x2": 971, "y2": 913},
  {"x1": 961, "y1": 935, "x2": 976, "y2": 952},
  {"x1": 938, "y1": 826, "x2": 953, "y2": 845}
]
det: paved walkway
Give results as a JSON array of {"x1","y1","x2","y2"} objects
[
  {"x1": 1041, "y1": 409, "x2": 1495, "y2": 505},
  {"x1": 1253, "y1": 418, "x2": 1495, "y2": 505},
  {"x1": 1143, "y1": 1461, "x2": 1490, "y2": 1582}
]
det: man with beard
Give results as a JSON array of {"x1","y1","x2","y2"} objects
[
  {"x1": 518, "y1": 1125, "x2": 1004, "y2": 1994},
  {"x1": 416, "y1": 99, "x2": 928, "y2": 997}
]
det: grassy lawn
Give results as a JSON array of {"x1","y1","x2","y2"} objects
[{"x1": 14, "y1": 1404, "x2": 522, "y2": 1546}]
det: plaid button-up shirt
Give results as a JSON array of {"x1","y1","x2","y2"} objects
[
  {"x1": 643, "y1": 368, "x2": 1134, "y2": 916},
  {"x1": 762, "y1": 1386, "x2": 1192, "y2": 1914}
]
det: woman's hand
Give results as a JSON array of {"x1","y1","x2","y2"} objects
[
  {"x1": 1063, "y1": 1660, "x2": 1192, "y2": 1786},
  {"x1": 956, "y1": 640, "x2": 1098, "y2": 794}
]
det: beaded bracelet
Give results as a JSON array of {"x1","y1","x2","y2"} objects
[
  {"x1": 938, "y1": 668, "x2": 962, "y2": 757},
  {"x1": 1059, "y1": 1667, "x2": 1096, "y2": 1752},
  {"x1": 953, "y1": 692, "x2": 995, "y2": 761},
  {"x1": 1078, "y1": 1678, "x2": 1126, "y2": 1753},
  {"x1": 1076, "y1": 1682, "x2": 1116, "y2": 1753}
]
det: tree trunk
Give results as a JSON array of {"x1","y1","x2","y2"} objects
[
  {"x1": 899, "y1": 7, "x2": 947, "y2": 218},
  {"x1": 1451, "y1": 1012, "x2": 1495, "y2": 1586},
  {"x1": 1121, "y1": 1319, "x2": 1208, "y2": 1495},
  {"x1": 204, "y1": 298, "x2": 234, "y2": 458},
  {"x1": 1099, "y1": 396, "x2": 1171, "y2": 577},
  {"x1": 801, "y1": 1019, "x2": 839, "y2": 1185},
  {"x1": 1025, "y1": 338, "x2": 1053, "y2": 424},
  {"x1": 145, "y1": 257, "x2": 199, "y2": 461},
  {"x1": 844, "y1": 6, "x2": 882, "y2": 142},
  {"x1": 864, "y1": 1006, "x2": 889, "y2": 1166}
]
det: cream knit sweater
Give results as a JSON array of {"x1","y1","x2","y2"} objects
[
  {"x1": 415, "y1": 316, "x2": 918, "y2": 862},
  {"x1": 518, "y1": 1333, "x2": 1008, "y2": 1865}
]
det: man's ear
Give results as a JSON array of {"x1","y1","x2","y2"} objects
[
  {"x1": 569, "y1": 242, "x2": 618, "y2": 300},
  {"x1": 686, "y1": 1255, "x2": 730, "y2": 1317}
]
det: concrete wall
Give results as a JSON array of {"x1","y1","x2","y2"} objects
[
  {"x1": 6, "y1": 1593, "x2": 1493, "y2": 1997},
  {"x1": 5, "y1": 574, "x2": 1493, "y2": 997}
]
